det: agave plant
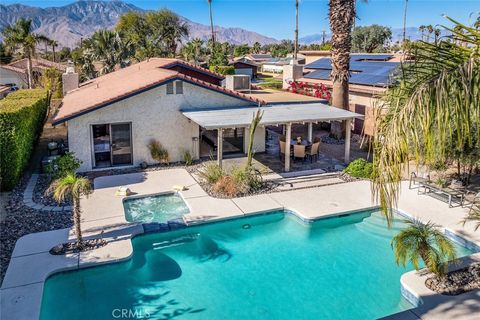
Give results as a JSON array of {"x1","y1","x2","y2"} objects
[
  {"x1": 50, "y1": 173, "x2": 92, "y2": 248},
  {"x1": 372, "y1": 16, "x2": 480, "y2": 223},
  {"x1": 392, "y1": 219, "x2": 457, "y2": 276}
]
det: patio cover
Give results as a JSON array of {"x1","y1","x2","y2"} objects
[{"x1": 182, "y1": 102, "x2": 364, "y2": 130}]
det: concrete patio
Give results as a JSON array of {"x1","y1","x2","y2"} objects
[{"x1": 1, "y1": 168, "x2": 479, "y2": 320}]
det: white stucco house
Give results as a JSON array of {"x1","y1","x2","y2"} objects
[
  {"x1": 0, "y1": 58, "x2": 66, "y2": 88},
  {"x1": 53, "y1": 58, "x2": 362, "y2": 173}
]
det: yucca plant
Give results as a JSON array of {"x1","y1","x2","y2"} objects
[
  {"x1": 392, "y1": 219, "x2": 457, "y2": 276},
  {"x1": 50, "y1": 173, "x2": 92, "y2": 249},
  {"x1": 372, "y1": 16, "x2": 480, "y2": 223}
]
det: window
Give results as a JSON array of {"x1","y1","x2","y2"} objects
[
  {"x1": 175, "y1": 80, "x2": 183, "y2": 94},
  {"x1": 166, "y1": 82, "x2": 174, "y2": 95}
]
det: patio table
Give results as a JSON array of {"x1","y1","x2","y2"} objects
[{"x1": 290, "y1": 139, "x2": 311, "y2": 147}]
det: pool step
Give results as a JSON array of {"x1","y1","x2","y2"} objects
[
  {"x1": 355, "y1": 212, "x2": 406, "y2": 239},
  {"x1": 152, "y1": 233, "x2": 199, "y2": 250}
]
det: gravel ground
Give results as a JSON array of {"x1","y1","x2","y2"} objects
[
  {"x1": 425, "y1": 263, "x2": 480, "y2": 295},
  {"x1": 0, "y1": 175, "x2": 72, "y2": 285},
  {"x1": 33, "y1": 174, "x2": 72, "y2": 207}
]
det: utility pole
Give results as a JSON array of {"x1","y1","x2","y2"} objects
[
  {"x1": 294, "y1": 0, "x2": 299, "y2": 61},
  {"x1": 322, "y1": 30, "x2": 326, "y2": 45}
]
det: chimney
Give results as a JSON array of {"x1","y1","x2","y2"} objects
[
  {"x1": 282, "y1": 63, "x2": 303, "y2": 90},
  {"x1": 62, "y1": 64, "x2": 79, "y2": 95}
]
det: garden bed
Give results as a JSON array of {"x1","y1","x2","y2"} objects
[
  {"x1": 33, "y1": 174, "x2": 72, "y2": 207},
  {"x1": 425, "y1": 263, "x2": 480, "y2": 295}
]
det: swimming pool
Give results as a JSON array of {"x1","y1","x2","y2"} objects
[
  {"x1": 123, "y1": 193, "x2": 190, "y2": 223},
  {"x1": 40, "y1": 209, "x2": 473, "y2": 320}
]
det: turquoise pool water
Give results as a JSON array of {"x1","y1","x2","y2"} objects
[
  {"x1": 40, "y1": 210, "x2": 473, "y2": 320},
  {"x1": 123, "y1": 193, "x2": 189, "y2": 223}
]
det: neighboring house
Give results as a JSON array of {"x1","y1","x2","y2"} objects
[
  {"x1": 242, "y1": 53, "x2": 273, "y2": 64},
  {"x1": 283, "y1": 53, "x2": 401, "y2": 136},
  {"x1": 52, "y1": 58, "x2": 265, "y2": 172},
  {"x1": 299, "y1": 50, "x2": 331, "y2": 65},
  {"x1": 262, "y1": 57, "x2": 306, "y2": 74},
  {"x1": 230, "y1": 59, "x2": 258, "y2": 79},
  {"x1": 0, "y1": 58, "x2": 66, "y2": 88}
]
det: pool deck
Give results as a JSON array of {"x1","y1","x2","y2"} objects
[{"x1": 1, "y1": 169, "x2": 480, "y2": 320}]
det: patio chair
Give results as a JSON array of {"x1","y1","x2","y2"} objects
[
  {"x1": 409, "y1": 171, "x2": 430, "y2": 189},
  {"x1": 279, "y1": 135, "x2": 286, "y2": 142},
  {"x1": 313, "y1": 137, "x2": 321, "y2": 144},
  {"x1": 306, "y1": 142, "x2": 320, "y2": 162},
  {"x1": 279, "y1": 140, "x2": 286, "y2": 160},
  {"x1": 293, "y1": 144, "x2": 306, "y2": 162}
]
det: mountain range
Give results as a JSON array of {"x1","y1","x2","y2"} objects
[{"x1": 0, "y1": 0, "x2": 279, "y2": 48}]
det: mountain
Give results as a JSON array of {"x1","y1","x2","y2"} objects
[
  {"x1": 299, "y1": 27, "x2": 424, "y2": 45},
  {"x1": 0, "y1": 0, "x2": 278, "y2": 48}
]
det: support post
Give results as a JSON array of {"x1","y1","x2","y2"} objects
[
  {"x1": 344, "y1": 119, "x2": 351, "y2": 164},
  {"x1": 308, "y1": 122, "x2": 313, "y2": 142},
  {"x1": 285, "y1": 123, "x2": 292, "y2": 172},
  {"x1": 217, "y1": 128, "x2": 223, "y2": 169}
]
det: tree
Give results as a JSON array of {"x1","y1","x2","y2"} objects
[
  {"x1": 392, "y1": 219, "x2": 457, "y2": 276},
  {"x1": 207, "y1": 0, "x2": 215, "y2": 45},
  {"x1": 403, "y1": 0, "x2": 409, "y2": 43},
  {"x1": 294, "y1": 0, "x2": 299, "y2": 61},
  {"x1": 352, "y1": 25, "x2": 392, "y2": 53},
  {"x1": 252, "y1": 42, "x2": 261, "y2": 54},
  {"x1": 246, "y1": 109, "x2": 264, "y2": 168},
  {"x1": 50, "y1": 40, "x2": 58, "y2": 62},
  {"x1": 0, "y1": 42, "x2": 13, "y2": 64},
  {"x1": 51, "y1": 173, "x2": 92, "y2": 249},
  {"x1": 2, "y1": 18, "x2": 42, "y2": 88},
  {"x1": 145, "y1": 10, "x2": 188, "y2": 57},
  {"x1": 372, "y1": 17, "x2": 480, "y2": 223},
  {"x1": 329, "y1": 0, "x2": 356, "y2": 138},
  {"x1": 233, "y1": 44, "x2": 250, "y2": 57}
]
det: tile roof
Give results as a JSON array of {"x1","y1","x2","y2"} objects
[
  {"x1": 52, "y1": 58, "x2": 265, "y2": 125},
  {"x1": 0, "y1": 58, "x2": 66, "y2": 74}
]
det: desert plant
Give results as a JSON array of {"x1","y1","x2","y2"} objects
[
  {"x1": 182, "y1": 150, "x2": 193, "y2": 166},
  {"x1": 212, "y1": 175, "x2": 239, "y2": 197},
  {"x1": 392, "y1": 219, "x2": 457, "y2": 276},
  {"x1": 246, "y1": 109, "x2": 264, "y2": 168},
  {"x1": 148, "y1": 139, "x2": 169, "y2": 164},
  {"x1": 50, "y1": 173, "x2": 92, "y2": 249},
  {"x1": 231, "y1": 165, "x2": 263, "y2": 194},
  {"x1": 199, "y1": 162, "x2": 224, "y2": 184},
  {"x1": 344, "y1": 159, "x2": 373, "y2": 179},
  {"x1": 46, "y1": 152, "x2": 82, "y2": 179}
]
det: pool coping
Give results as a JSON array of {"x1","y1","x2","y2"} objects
[{"x1": 2, "y1": 172, "x2": 480, "y2": 320}]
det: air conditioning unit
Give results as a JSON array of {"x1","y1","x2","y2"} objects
[{"x1": 225, "y1": 74, "x2": 251, "y2": 92}]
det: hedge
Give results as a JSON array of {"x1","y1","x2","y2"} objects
[
  {"x1": 0, "y1": 89, "x2": 48, "y2": 190},
  {"x1": 209, "y1": 65, "x2": 235, "y2": 75}
]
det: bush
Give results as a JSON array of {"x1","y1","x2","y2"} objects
[
  {"x1": 209, "y1": 65, "x2": 235, "y2": 75},
  {"x1": 182, "y1": 150, "x2": 193, "y2": 166},
  {"x1": 199, "y1": 162, "x2": 224, "y2": 184},
  {"x1": 344, "y1": 158, "x2": 373, "y2": 179},
  {"x1": 212, "y1": 175, "x2": 239, "y2": 197},
  {"x1": 231, "y1": 166, "x2": 262, "y2": 193},
  {"x1": 148, "y1": 139, "x2": 169, "y2": 164},
  {"x1": 46, "y1": 152, "x2": 82, "y2": 179},
  {"x1": 0, "y1": 89, "x2": 48, "y2": 190}
]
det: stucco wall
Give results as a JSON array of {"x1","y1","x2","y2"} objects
[
  {"x1": 0, "y1": 69, "x2": 27, "y2": 88},
  {"x1": 348, "y1": 92, "x2": 379, "y2": 137},
  {"x1": 67, "y1": 81, "x2": 252, "y2": 171}
]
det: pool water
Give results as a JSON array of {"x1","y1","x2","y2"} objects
[
  {"x1": 40, "y1": 210, "x2": 473, "y2": 320},
  {"x1": 123, "y1": 193, "x2": 189, "y2": 223}
]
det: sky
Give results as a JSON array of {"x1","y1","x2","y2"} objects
[{"x1": 2, "y1": 0, "x2": 479, "y2": 39}]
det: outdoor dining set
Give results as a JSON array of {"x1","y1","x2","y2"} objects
[
  {"x1": 278, "y1": 135, "x2": 321, "y2": 163},
  {"x1": 409, "y1": 171, "x2": 480, "y2": 212}
]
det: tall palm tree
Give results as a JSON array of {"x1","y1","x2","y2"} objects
[
  {"x1": 207, "y1": 0, "x2": 215, "y2": 45},
  {"x1": 51, "y1": 173, "x2": 92, "y2": 248},
  {"x1": 419, "y1": 25, "x2": 426, "y2": 41},
  {"x1": 402, "y1": 0, "x2": 408, "y2": 43},
  {"x1": 329, "y1": 0, "x2": 356, "y2": 138},
  {"x1": 294, "y1": 0, "x2": 299, "y2": 61},
  {"x1": 2, "y1": 18, "x2": 41, "y2": 88},
  {"x1": 392, "y1": 219, "x2": 457, "y2": 276},
  {"x1": 50, "y1": 40, "x2": 58, "y2": 62},
  {"x1": 191, "y1": 38, "x2": 204, "y2": 65}
]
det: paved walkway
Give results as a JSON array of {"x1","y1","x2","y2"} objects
[{"x1": 1, "y1": 169, "x2": 479, "y2": 320}]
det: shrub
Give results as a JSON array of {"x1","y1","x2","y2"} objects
[
  {"x1": 199, "y1": 162, "x2": 224, "y2": 184},
  {"x1": 344, "y1": 158, "x2": 373, "y2": 179},
  {"x1": 231, "y1": 166, "x2": 262, "y2": 193},
  {"x1": 148, "y1": 139, "x2": 169, "y2": 164},
  {"x1": 212, "y1": 175, "x2": 239, "y2": 197},
  {"x1": 209, "y1": 65, "x2": 235, "y2": 75},
  {"x1": 0, "y1": 89, "x2": 48, "y2": 190},
  {"x1": 182, "y1": 150, "x2": 193, "y2": 166},
  {"x1": 46, "y1": 152, "x2": 82, "y2": 179}
]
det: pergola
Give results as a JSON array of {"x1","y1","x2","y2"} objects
[{"x1": 183, "y1": 102, "x2": 364, "y2": 172}]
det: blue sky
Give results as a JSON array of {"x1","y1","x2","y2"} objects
[{"x1": 3, "y1": 0, "x2": 479, "y2": 39}]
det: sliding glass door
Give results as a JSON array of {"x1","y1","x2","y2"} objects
[{"x1": 92, "y1": 123, "x2": 132, "y2": 168}]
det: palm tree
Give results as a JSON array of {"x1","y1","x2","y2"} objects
[
  {"x1": 392, "y1": 219, "x2": 457, "y2": 276},
  {"x1": 329, "y1": 0, "x2": 356, "y2": 138},
  {"x1": 294, "y1": 0, "x2": 299, "y2": 61},
  {"x1": 252, "y1": 41, "x2": 261, "y2": 54},
  {"x1": 2, "y1": 18, "x2": 42, "y2": 88},
  {"x1": 50, "y1": 40, "x2": 58, "y2": 62},
  {"x1": 372, "y1": 17, "x2": 479, "y2": 223},
  {"x1": 50, "y1": 173, "x2": 92, "y2": 248},
  {"x1": 402, "y1": 0, "x2": 408, "y2": 43},
  {"x1": 419, "y1": 25, "x2": 426, "y2": 41},
  {"x1": 207, "y1": 0, "x2": 215, "y2": 45},
  {"x1": 191, "y1": 38, "x2": 204, "y2": 65}
]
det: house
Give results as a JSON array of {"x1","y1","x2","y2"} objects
[
  {"x1": 299, "y1": 50, "x2": 331, "y2": 64},
  {"x1": 0, "y1": 58, "x2": 66, "y2": 88},
  {"x1": 230, "y1": 59, "x2": 258, "y2": 79},
  {"x1": 262, "y1": 57, "x2": 305, "y2": 74},
  {"x1": 283, "y1": 53, "x2": 401, "y2": 136},
  {"x1": 242, "y1": 53, "x2": 273, "y2": 64},
  {"x1": 53, "y1": 58, "x2": 362, "y2": 173}
]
